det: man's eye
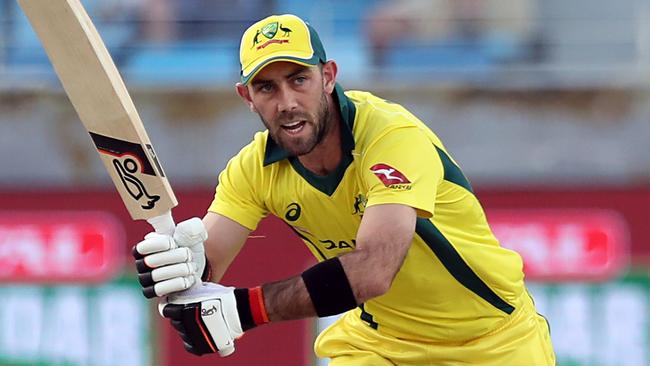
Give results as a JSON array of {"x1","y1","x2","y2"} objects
[
  {"x1": 295, "y1": 76, "x2": 307, "y2": 84},
  {"x1": 259, "y1": 84, "x2": 273, "y2": 92}
]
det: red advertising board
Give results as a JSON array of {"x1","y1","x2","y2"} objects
[
  {"x1": 488, "y1": 209, "x2": 630, "y2": 281},
  {"x1": 0, "y1": 211, "x2": 123, "y2": 283},
  {"x1": 0, "y1": 187, "x2": 647, "y2": 365}
]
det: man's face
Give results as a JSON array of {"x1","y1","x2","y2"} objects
[{"x1": 246, "y1": 62, "x2": 331, "y2": 157}]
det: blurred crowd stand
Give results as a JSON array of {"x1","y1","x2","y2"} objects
[
  {"x1": 1, "y1": 0, "x2": 649, "y2": 187},
  {"x1": 365, "y1": 0, "x2": 542, "y2": 69},
  {"x1": 89, "y1": 0, "x2": 275, "y2": 83},
  {"x1": 0, "y1": 0, "x2": 547, "y2": 86},
  {"x1": 99, "y1": 0, "x2": 276, "y2": 44}
]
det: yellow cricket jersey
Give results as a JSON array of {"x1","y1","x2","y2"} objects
[{"x1": 209, "y1": 84, "x2": 527, "y2": 342}]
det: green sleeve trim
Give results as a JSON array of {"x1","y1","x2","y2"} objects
[
  {"x1": 416, "y1": 218, "x2": 515, "y2": 314},
  {"x1": 435, "y1": 146, "x2": 473, "y2": 193}
]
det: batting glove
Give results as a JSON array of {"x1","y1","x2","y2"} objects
[
  {"x1": 160, "y1": 283, "x2": 244, "y2": 357},
  {"x1": 133, "y1": 217, "x2": 211, "y2": 298}
]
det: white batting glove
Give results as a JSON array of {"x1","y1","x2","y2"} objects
[
  {"x1": 160, "y1": 283, "x2": 244, "y2": 357},
  {"x1": 133, "y1": 217, "x2": 209, "y2": 298}
]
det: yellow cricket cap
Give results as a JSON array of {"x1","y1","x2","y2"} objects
[{"x1": 239, "y1": 14, "x2": 327, "y2": 85}]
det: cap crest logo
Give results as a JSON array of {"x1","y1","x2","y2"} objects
[
  {"x1": 262, "y1": 22, "x2": 278, "y2": 39},
  {"x1": 252, "y1": 22, "x2": 293, "y2": 50}
]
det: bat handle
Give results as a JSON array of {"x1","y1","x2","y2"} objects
[{"x1": 146, "y1": 211, "x2": 176, "y2": 236}]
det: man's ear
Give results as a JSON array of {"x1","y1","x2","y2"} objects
[
  {"x1": 235, "y1": 83, "x2": 257, "y2": 113},
  {"x1": 321, "y1": 60, "x2": 338, "y2": 94}
]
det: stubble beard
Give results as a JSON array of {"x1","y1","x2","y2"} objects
[{"x1": 261, "y1": 91, "x2": 331, "y2": 157}]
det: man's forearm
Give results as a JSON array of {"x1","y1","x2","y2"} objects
[
  {"x1": 202, "y1": 213, "x2": 251, "y2": 282},
  {"x1": 259, "y1": 248, "x2": 393, "y2": 322},
  {"x1": 252, "y1": 203, "x2": 416, "y2": 324},
  {"x1": 262, "y1": 276, "x2": 316, "y2": 321}
]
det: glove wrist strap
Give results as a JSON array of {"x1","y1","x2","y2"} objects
[
  {"x1": 234, "y1": 286, "x2": 269, "y2": 331},
  {"x1": 201, "y1": 256, "x2": 212, "y2": 282}
]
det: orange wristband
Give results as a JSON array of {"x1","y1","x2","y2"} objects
[
  {"x1": 234, "y1": 286, "x2": 269, "y2": 331},
  {"x1": 248, "y1": 286, "x2": 270, "y2": 325}
]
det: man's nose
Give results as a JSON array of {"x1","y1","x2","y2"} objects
[{"x1": 276, "y1": 86, "x2": 298, "y2": 114}]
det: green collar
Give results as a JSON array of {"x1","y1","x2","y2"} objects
[{"x1": 263, "y1": 83, "x2": 356, "y2": 166}]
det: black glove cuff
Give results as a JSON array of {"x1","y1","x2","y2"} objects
[
  {"x1": 233, "y1": 288, "x2": 256, "y2": 331},
  {"x1": 201, "y1": 255, "x2": 212, "y2": 282}
]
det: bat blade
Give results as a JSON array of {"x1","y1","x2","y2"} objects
[{"x1": 18, "y1": 0, "x2": 177, "y2": 222}]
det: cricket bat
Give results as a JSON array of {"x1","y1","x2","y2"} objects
[
  {"x1": 17, "y1": 0, "x2": 178, "y2": 235},
  {"x1": 18, "y1": 1, "x2": 240, "y2": 357}
]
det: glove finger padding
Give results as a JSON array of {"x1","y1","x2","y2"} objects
[
  {"x1": 137, "y1": 247, "x2": 192, "y2": 270},
  {"x1": 135, "y1": 247, "x2": 193, "y2": 299},
  {"x1": 133, "y1": 217, "x2": 209, "y2": 299},
  {"x1": 184, "y1": 342, "x2": 204, "y2": 356},
  {"x1": 133, "y1": 233, "x2": 176, "y2": 257},
  {"x1": 142, "y1": 276, "x2": 196, "y2": 299},
  {"x1": 173, "y1": 218, "x2": 208, "y2": 248},
  {"x1": 162, "y1": 301, "x2": 236, "y2": 356},
  {"x1": 160, "y1": 283, "x2": 243, "y2": 357},
  {"x1": 173, "y1": 218, "x2": 208, "y2": 283},
  {"x1": 162, "y1": 303, "x2": 217, "y2": 355},
  {"x1": 148, "y1": 262, "x2": 197, "y2": 284}
]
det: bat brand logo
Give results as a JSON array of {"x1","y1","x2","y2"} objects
[
  {"x1": 370, "y1": 163, "x2": 411, "y2": 189},
  {"x1": 89, "y1": 132, "x2": 161, "y2": 209},
  {"x1": 113, "y1": 158, "x2": 161, "y2": 209}
]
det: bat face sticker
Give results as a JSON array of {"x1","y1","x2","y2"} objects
[
  {"x1": 112, "y1": 158, "x2": 160, "y2": 209},
  {"x1": 90, "y1": 132, "x2": 162, "y2": 209}
]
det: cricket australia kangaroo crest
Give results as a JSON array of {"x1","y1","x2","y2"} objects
[{"x1": 252, "y1": 22, "x2": 292, "y2": 50}]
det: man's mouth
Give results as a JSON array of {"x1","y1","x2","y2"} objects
[{"x1": 281, "y1": 120, "x2": 306, "y2": 134}]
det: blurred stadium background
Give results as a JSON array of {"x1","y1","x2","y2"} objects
[{"x1": 0, "y1": 0, "x2": 649, "y2": 365}]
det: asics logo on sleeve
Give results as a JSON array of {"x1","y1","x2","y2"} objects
[
  {"x1": 285, "y1": 203, "x2": 301, "y2": 221},
  {"x1": 370, "y1": 163, "x2": 411, "y2": 186}
]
